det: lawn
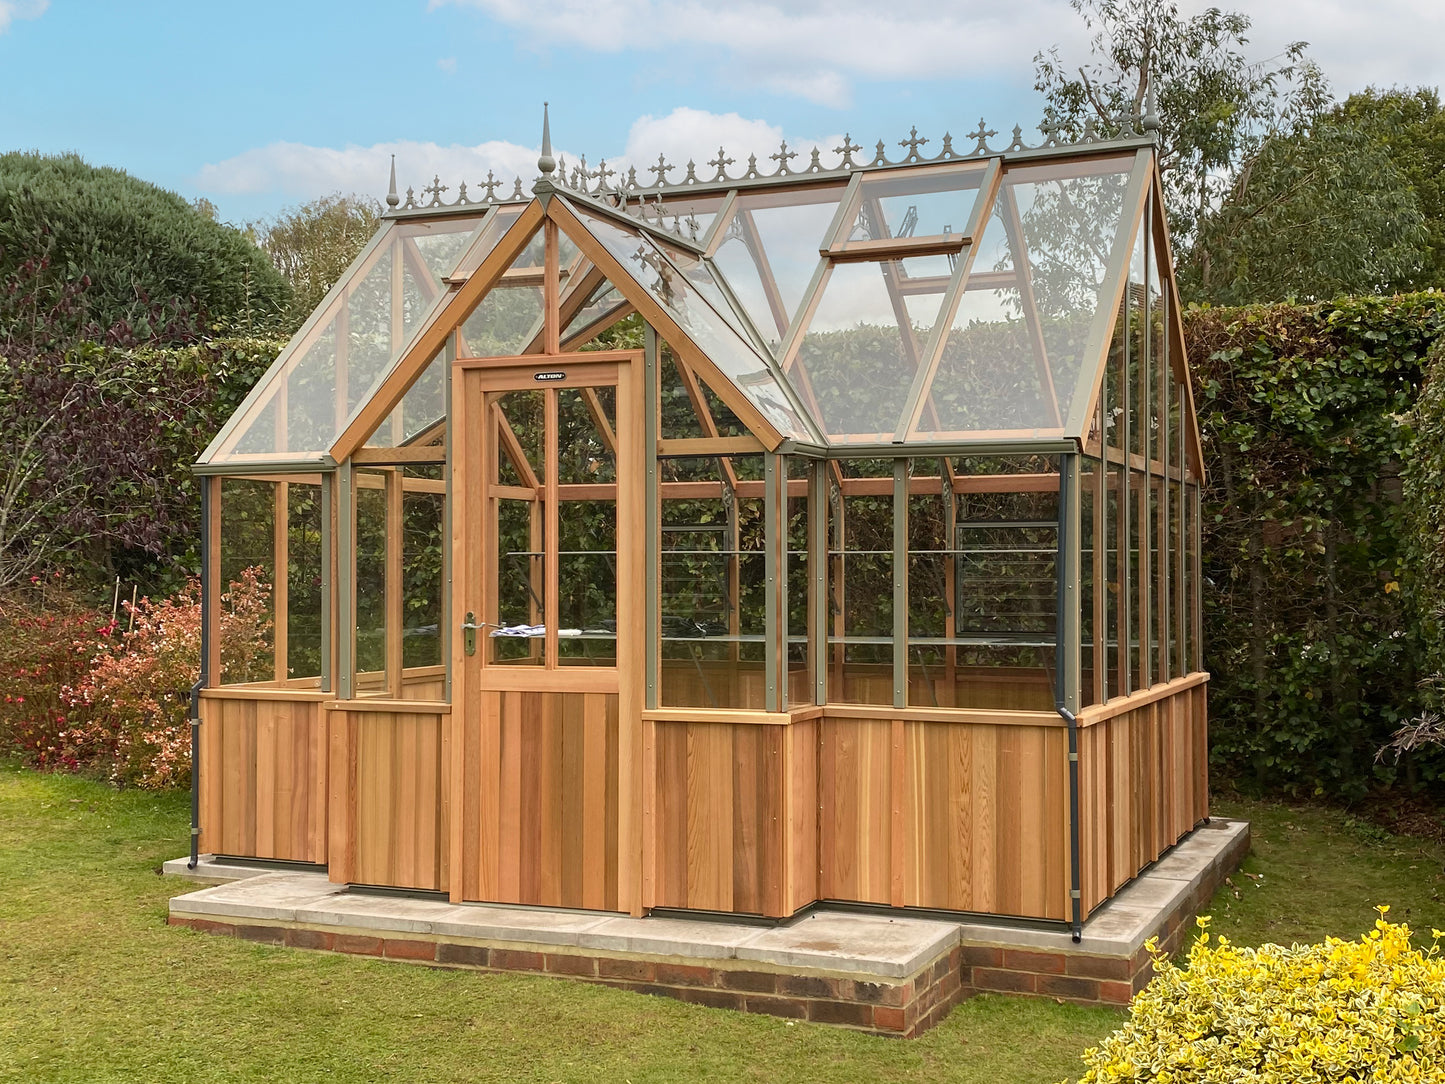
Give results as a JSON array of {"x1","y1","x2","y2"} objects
[{"x1": 1, "y1": 766, "x2": 1441, "y2": 1084}]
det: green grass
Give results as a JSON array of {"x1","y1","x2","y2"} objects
[
  {"x1": 2, "y1": 769, "x2": 1442, "y2": 1084},
  {"x1": 0, "y1": 764, "x2": 1114, "y2": 1084},
  {"x1": 1202, "y1": 796, "x2": 1445, "y2": 947}
]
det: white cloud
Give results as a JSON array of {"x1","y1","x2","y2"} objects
[
  {"x1": 0, "y1": 0, "x2": 47, "y2": 34},
  {"x1": 431, "y1": 0, "x2": 1082, "y2": 107},
  {"x1": 436, "y1": 56, "x2": 457, "y2": 74},
  {"x1": 193, "y1": 108, "x2": 848, "y2": 205},
  {"x1": 430, "y1": 0, "x2": 1445, "y2": 108},
  {"x1": 1231, "y1": 0, "x2": 1445, "y2": 93}
]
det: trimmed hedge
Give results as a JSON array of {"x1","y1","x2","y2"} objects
[
  {"x1": 1187, "y1": 293, "x2": 1445, "y2": 797},
  {"x1": 0, "y1": 152, "x2": 290, "y2": 339}
]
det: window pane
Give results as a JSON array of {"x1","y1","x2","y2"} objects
[
  {"x1": 914, "y1": 155, "x2": 1134, "y2": 439},
  {"x1": 713, "y1": 185, "x2": 844, "y2": 343},
  {"x1": 786, "y1": 457, "x2": 812, "y2": 706},
  {"x1": 489, "y1": 390, "x2": 545, "y2": 665},
  {"x1": 793, "y1": 260, "x2": 946, "y2": 439},
  {"x1": 850, "y1": 161, "x2": 991, "y2": 244},
  {"x1": 659, "y1": 455, "x2": 766, "y2": 708},
  {"x1": 903, "y1": 456, "x2": 1060, "y2": 709},
  {"x1": 557, "y1": 388, "x2": 617, "y2": 666},
  {"x1": 401, "y1": 467, "x2": 445, "y2": 685},
  {"x1": 573, "y1": 206, "x2": 815, "y2": 441},
  {"x1": 828, "y1": 459, "x2": 894, "y2": 706},
  {"x1": 213, "y1": 216, "x2": 483, "y2": 462},
  {"x1": 218, "y1": 478, "x2": 278, "y2": 685}
]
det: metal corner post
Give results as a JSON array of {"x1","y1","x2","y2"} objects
[{"x1": 1057, "y1": 452, "x2": 1084, "y2": 941}]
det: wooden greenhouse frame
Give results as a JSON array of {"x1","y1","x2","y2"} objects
[{"x1": 191, "y1": 118, "x2": 1208, "y2": 936}]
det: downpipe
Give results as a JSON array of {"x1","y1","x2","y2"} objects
[
  {"x1": 189, "y1": 480, "x2": 212, "y2": 871},
  {"x1": 187, "y1": 679, "x2": 203, "y2": 869},
  {"x1": 1056, "y1": 704, "x2": 1083, "y2": 943},
  {"x1": 1055, "y1": 456, "x2": 1083, "y2": 943}
]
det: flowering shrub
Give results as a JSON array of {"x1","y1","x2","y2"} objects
[
  {"x1": 62, "y1": 569, "x2": 271, "y2": 788},
  {"x1": 0, "y1": 579, "x2": 110, "y2": 768},
  {"x1": 1067, "y1": 909, "x2": 1445, "y2": 1083}
]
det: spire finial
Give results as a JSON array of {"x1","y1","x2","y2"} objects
[
  {"x1": 1143, "y1": 78, "x2": 1161, "y2": 135},
  {"x1": 386, "y1": 154, "x2": 399, "y2": 208},
  {"x1": 538, "y1": 102, "x2": 556, "y2": 176}
]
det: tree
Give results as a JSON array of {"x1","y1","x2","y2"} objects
[
  {"x1": 1334, "y1": 87, "x2": 1445, "y2": 287},
  {"x1": 1034, "y1": 0, "x2": 1325, "y2": 250},
  {"x1": 1184, "y1": 116, "x2": 1428, "y2": 303},
  {"x1": 0, "y1": 152, "x2": 290, "y2": 341},
  {"x1": 254, "y1": 194, "x2": 382, "y2": 332}
]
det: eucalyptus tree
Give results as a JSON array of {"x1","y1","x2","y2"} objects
[{"x1": 1034, "y1": 0, "x2": 1326, "y2": 251}]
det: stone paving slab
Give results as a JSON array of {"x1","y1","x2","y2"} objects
[
  {"x1": 957, "y1": 818, "x2": 1249, "y2": 957},
  {"x1": 161, "y1": 855, "x2": 305, "y2": 883},
  {"x1": 167, "y1": 818, "x2": 1249, "y2": 974}
]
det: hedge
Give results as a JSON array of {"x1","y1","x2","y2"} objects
[{"x1": 1187, "y1": 293, "x2": 1445, "y2": 798}]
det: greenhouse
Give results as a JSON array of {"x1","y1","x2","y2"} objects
[{"x1": 192, "y1": 110, "x2": 1207, "y2": 935}]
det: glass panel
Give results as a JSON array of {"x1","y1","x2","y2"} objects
[
  {"x1": 712, "y1": 185, "x2": 845, "y2": 343},
  {"x1": 1081, "y1": 457, "x2": 1097, "y2": 709},
  {"x1": 489, "y1": 390, "x2": 545, "y2": 665},
  {"x1": 211, "y1": 215, "x2": 484, "y2": 462},
  {"x1": 1128, "y1": 203, "x2": 1148, "y2": 458},
  {"x1": 659, "y1": 455, "x2": 766, "y2": 708},
  {"x1": 218, "y1": 478, "x2": 278, "y2": 685},
  {"x1": 1129, "y1": 469, "x2": 1144, "y2": 690},
  {"x1": 786, "y1": 457, "x2": 812, "y2": 706},
  {"x1": 402, "y1": 466, "x2": 445, "y2": 681},
  {"x1": 792, "y1": 260, "x2": 946, "y2": 440},
  {"x1": 450, "y1": 207, "x2": 524, "y2": 279},
  {"x1": 573, "y1": 205, "x2": 815, "y2": 441},
  {"x1": 354, "y1": 471, "x2": 389, "y2": 690},
  {"x1": 563, "y1": 280, "x2": 626, "y2": 342},
  {"x1": 1188, "y1": 484, "x2": 1201, "y2": 672},
  {"x1": 1172, "y1": 380, "x2": 1187, "y2": 679},
  {"x1": 557, "y1": 388, "x2": 617, "y2": 666},
  {"x1": 1107, "y1": 458, "x2": 1124, "y2": 698},
  {"x1": 1148, "y1": 475, "x2": 1162, "y2": 688},
  {"x1": 459, "y1": 227, "x2": 546, "y2": 358},
  {"x1": 915, "y1": 155, "x2": 1134, "y2": 439},
  {"x1": 849, "y1": 161, "x2": 991, "y2": 244},
  {"x1": 828, "y1": 459, "x2": 894, "y2": 706},
  {"x1": 366, "y1": 346, "x2": 446, "y2": 449},
  {"x1": 948, "y1": 458, "x2": 1058, "y2": 709}
]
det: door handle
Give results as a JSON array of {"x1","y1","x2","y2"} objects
[{"x1": 462, "y1": 612, "x2": 482, "y2": 656}]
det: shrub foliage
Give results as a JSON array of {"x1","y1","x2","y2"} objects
[
  {"x1": 1188, "y1": 293, "x2": 1445, "y2": 797},
  {"x1": 0, "y1": 152, "x2": 290, "y2": 339},
  {"x1": 1067, "y1": 912, "x2": 1445, "y2": 1083}
]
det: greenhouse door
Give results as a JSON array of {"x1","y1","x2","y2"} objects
[{"x1": 450, "y1": 350, "x2": 644, "y2": 913}]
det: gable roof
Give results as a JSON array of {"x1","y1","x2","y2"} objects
[{"x1": 200, "y1": 136, "x2": 1202, "y2": 475}]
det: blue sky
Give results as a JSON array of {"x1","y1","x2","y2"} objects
[{"x1": 1, "y1": 0, "x2": 1440, "y2": 226}]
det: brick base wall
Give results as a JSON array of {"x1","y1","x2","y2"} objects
[{"x1": 169, "y1": 916, "x2": 965, "y2": 1038}]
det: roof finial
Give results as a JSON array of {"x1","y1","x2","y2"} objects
[
  {"x1": 386, "y1": 154, "x2": 399, "y2": 208},
  {"x1": 1142, "y1": 78, "x2": 1161, "y2": 136},
  {"x1": 538, "y1": 102, "x2": 556, "y2": 176}
]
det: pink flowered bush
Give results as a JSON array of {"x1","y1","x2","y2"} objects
[{"x1": 61, "y1": 569, "x2": 271, "y2": 788}]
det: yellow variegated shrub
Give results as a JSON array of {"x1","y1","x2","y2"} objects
[{"x1": 1067, "y1": 909, "x2": 1445, "y2": 1083}]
